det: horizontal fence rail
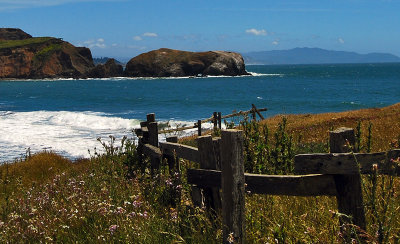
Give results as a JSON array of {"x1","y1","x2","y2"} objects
[
  {"x1": 159, "y1": 142, "x2": 199, "y2": 162},
  {"x1": 187, "y1": 169, "x2": 338, "y2": 196},
  {"x1": 295, "y1": 150, "x2": 400, "y2": 175}
]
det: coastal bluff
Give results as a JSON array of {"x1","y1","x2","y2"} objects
[
  {"x1": 0, "y1": 28, "x2": 95, "y2": 79},
  {"x1": 124, "y1": 48, "x2": 250, "y2": 77}
]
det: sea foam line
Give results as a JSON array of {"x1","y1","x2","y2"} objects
[{"x1": 0, "y1": 110, "x2": 215, "y2": 163}]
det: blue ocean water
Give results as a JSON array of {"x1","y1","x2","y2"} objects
[{"x1": 1, "y1": 63, "x2": 399, "y2": 161}]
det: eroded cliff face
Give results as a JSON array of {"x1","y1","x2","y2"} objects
[
  {"x1": 0, "y1": 30, "x2": 94, "y2": 79},
  {"x1": 87, "y1": 59, "x2": 124, "y2": 78},
  {"x1": 124, "y1": 48, "x2": 250, "y2": 77}
]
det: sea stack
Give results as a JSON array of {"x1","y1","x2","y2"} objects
[
  {"x1": 87, "y1": 58, "x2": 124, "y2": 78},
  {"x1": 124, "y1": 48, "x2": 250, "y2": 77}
]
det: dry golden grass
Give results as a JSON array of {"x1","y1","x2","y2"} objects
[
  {"x1": 261, "y1": 103, "x2": 400, "y2": 151},
  {"x1": 0, "y1": 152, "x2": 89, "y2": 188}
]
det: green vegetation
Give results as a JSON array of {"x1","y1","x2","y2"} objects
[
  {"x1": 32, "y1": 43, "x2": 63, "y2": 64},
  {"x1": 0, "y1": 105, "x2": 400, "y2": 242},
  {"x1": 0, "y1": 37, "x2": 54, "y2": 49}
]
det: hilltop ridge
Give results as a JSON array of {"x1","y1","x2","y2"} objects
[{"x1": 244, "y1": 47, "x2": 400, "y2": 65}]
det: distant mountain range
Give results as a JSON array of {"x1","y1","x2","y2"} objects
[{"x1": 243, "y1": 47, "x2": 400, "y2": 65}]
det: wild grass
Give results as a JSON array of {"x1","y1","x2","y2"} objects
[
  {"x1": 0, "y1": 37, "x2": 54, "y2": 49},
  {"x1": 0, "y1": 104, "x2": 399, "y2": 242}
]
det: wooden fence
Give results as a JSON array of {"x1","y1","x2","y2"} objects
[
  {"x1": 135, "y1": 113, "x2": 400, "y2": 243},
  {"x1": 158, "y1": 104, "x2": 267, "y2": 136}
]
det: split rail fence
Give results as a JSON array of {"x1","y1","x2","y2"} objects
[
  {"x1": 135, "y1": 113, "x2": 400, "y2": 243},
  {"x1": 158, "y1": 104, "x2": 267, "y2": 136}
]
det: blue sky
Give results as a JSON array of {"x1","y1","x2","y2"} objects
[{"x1": 1, "y1": 0, "x2": 399, "y2": 59}]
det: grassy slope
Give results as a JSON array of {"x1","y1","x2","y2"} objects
[
  {"x1": 0, "y1": 37, "x2": 54, "y2": 49},
  {"x1": 262, "y1": 103, "x2": 400, "y2": 151}
]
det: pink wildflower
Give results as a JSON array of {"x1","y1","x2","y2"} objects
[{"x1": 109, "y1": 224, "x2": 118, "y2": 234}]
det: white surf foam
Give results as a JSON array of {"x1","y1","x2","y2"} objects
[
  {"x1": 247, "y1": 72, "x2": 283, "y2": 77},
  {"x1": 0, "y1": 111, "x2": 219, "y2": 163},
  {"x1": 0, "y1": 111, "x2": 140, "y2": 162}
]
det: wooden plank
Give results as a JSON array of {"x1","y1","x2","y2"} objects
[
  {"x1": 134, "y1": 129, "x2": 143, "y2": 138},
  {"x1": 187, "y1": 169, "x2": 221, "y2": 188},
  {"x1": 198, "y1": 119, "x2": 202, "y2": 136},
  {"x1": 142, "y1": 143, "x2": 162, "y2": 159},
  {"x1": 146, "y1": 113, "x2": 155, "y2": 123},
  {"x1": 329, "y1": 127, "x2": 356, "y2": 153},
  {"x1": 221, "y1": 130, "x2": 245, "y2": 244},
  {"x1": 187, "y1": 169, "x2": 337, "y2": 196},
  {"x1": 147, "y1": 121, "x2": 160, "y2": 174},
  {"x1": 148, "y1": 122, "x2": 158, "y2": 147},
  {"x1": 159, "y1": 142, "x2": 200, "y2": 162},
  {"x1": 220, "y1": 108, "x2": 268, "y2": 120},
  {"x1": 158, "y1": 124, "x2": 197, "y2": 134},
  {"x1": 212, "y1": 137, "x2": 221, "y2": 170},
  {"x1": 252, "y1": 104, "x2": 265, "y2": 120},
  {"x1": 245, "y1": 173, "x2": 337, "y2": 196},
  {"x1": 201, "y1": 108, "x2": 268, "y2": 123},
  {"x1": 157, "y1": 108, "x2": 268, "y2": 135},
  {"x1": 213, "y1": 112, "x2": 218, "y2": 132},
  {"x1": 165, "y1": 136, "x2": 179, "y2": 173},
  {"x1": 330, "y1": 127, "x2": 366, "y2": 232},
  {"x1": 197, "y1": 136, "x2": 222, "y2": 211},
  {"x1": 218, "y1": 112, "x2": 222, "y2": 129},
  {"x1": 294, "y1": 150, "x2": 400, "y2": 176}
]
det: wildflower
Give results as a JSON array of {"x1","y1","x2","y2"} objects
[
  {"x1": 132, "y1": 200, "x2": 142, "y2": 208},
  {"x1": 165, "y1": 179, "x2": 173, "y2": 186},
  {"x1": 128, "y1": 212, "x2": 136, "y2": 218},
  {"x1": 109, "y1": 224, "x2": 118, "y2": 234},
  {"x1": 116, "y1": 207, "x2": 126, "y2": 214}
]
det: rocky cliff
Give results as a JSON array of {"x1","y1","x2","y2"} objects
[
  {"x1": 124, "y1": 48, "x2": 249, "y2": 77},
  {"x1": 0, "y1": 29, "x2": 94, "y2": 79},
  {"x1": 87, "y1": 58, "x2": 124, "y2": 78}
]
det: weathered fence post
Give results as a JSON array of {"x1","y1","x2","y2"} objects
[
  {"x1": 252, "y1": 104, "x2": 265, "y2": 120},
  {"x1": 218, "y1": 112, "x2": 222, "y2": 129},
  {"x1": 166, "y1": 136, "x2": 178, "y2": 173},
  {"x1": 197, "y1": 135, "x2": 222, "y2": 212},
  {"x1": 147, "y1": 113, "x2": 160, "y2": 175},
  {"x1": 197, "y1": 119, "x2": 202, "y2": 136},
  {"x1": 330, "y1": 127, "x2": 366, "y2": 232},
  {"x1": 221, "y1": 130, "x2": 245, "y2": 244},
  {"x1": 251, "y1": 108, "x2": 256, "y2": 121},
  {"x1": 213, "y1": 112, "x2": 218, "y2": 132}
]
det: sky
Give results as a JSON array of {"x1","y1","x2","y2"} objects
[{"x1": 1, "y1": 0, "x2": 400, "y2": 60}]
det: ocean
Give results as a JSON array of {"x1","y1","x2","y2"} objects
[{"x1": 1, "y1": 63, "x2": 400, "y2": 162}]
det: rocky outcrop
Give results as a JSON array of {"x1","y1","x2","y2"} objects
[
  {"x1": 87, "y1": 58, "x2": 124, "y2": 78},
  {"x1": 0, "y1": 28, "x2": 32, "y2": 41},
  {"x1": 0, "y1": 29, "x2": 94, "y2": 79},
  {"x1": 124, "y1": 48, "x2": 250, "y2": 77}
]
